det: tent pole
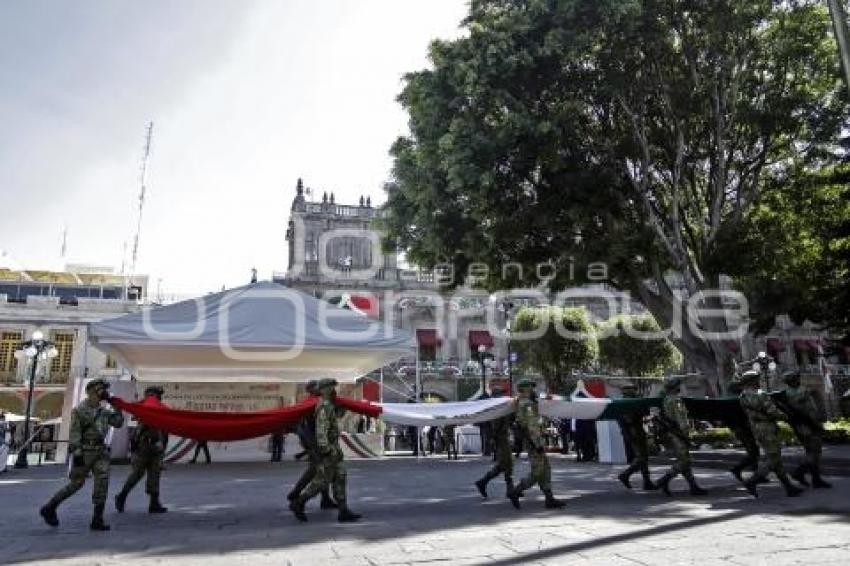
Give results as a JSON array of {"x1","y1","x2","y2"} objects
[{"x1": 416, "y1": 345, "x2": 422, "y2": 459}]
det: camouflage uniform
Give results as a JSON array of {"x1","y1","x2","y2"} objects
[
  {"x1": 287, "y1": 392, "x2": 335, "y2": 508},
  {"x1": 507, "y1": 381, "x2": 564, "y2": 509},
  {"x1": 41, "y1": 380, "x2": 124, "y2": 530},
  {"x1": 727, "y1": 420, "x2": 760, "y2": 481},
  {"x1": 290, "y1": 379, "x2": 360, "y2": 522},
  {"x1": 655, "y1": 378, "x2": 706, "y2": 496},
  {"x1": 115, "y1": 423, "x2": 168, "y2": 512},
  {"x1": 616, "y1": 386, "x2": 656, "y2": 490},
  {"x1": 783, "y1": 374, "x2": 830, "y2": 488},
  {"x1": 738, "y1": 371, "x2": 803, "y2": 497},
  {"x1": 474, "y1": 414, "x2": 514, "y2": 497}
]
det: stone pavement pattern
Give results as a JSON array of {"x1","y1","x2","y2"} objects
[{"x1": 0, "y1": 455, "x2": 848, "y2": 565}]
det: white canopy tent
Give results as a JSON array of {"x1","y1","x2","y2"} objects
[{"x1": 89, "y1": 282, "x2": 415, "y2": 383}]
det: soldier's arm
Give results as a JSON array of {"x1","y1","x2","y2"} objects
[
  {"x1": 69, "y1": 409, "x2": 82, "y2": 454},
  {"x1": 107, "y1": 407, "x2": 125, "y2": 428},
  {"x1": 761, "y1": 395, "x2": 787, "y2": 421},
  {"x1": 315, "y1": 404, "x2": 331, "y2": 452}
]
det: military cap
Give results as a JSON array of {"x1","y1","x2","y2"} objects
[
  {"x1": 662, "y1": 376, "x2": 682, "y2": 391},
  {"x1": 144, "y1": 385, "x2": 164, "y2": 397},
  {"x1": 305, "y1": 380, "x2": 319, "y2": 394},
  {"x1": 737, "y1": 370, "x2": 760, "y2": 386},
  {"x1": 317, "y1": 378, "x2": 338, "y2": 390},
  {"x1": 516, "y1": 378, "x2": 536, "y2": 390},
  {"x1": 782, "y1": 370, "x2": 801, "y2": 385},
  {"x1": 86, "y1": 378, "x2": 110, "y2": 392}
]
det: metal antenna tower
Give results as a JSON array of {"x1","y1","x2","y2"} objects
[{"x1": 129, "y1": 122, "x2": 154, "y2": 280}]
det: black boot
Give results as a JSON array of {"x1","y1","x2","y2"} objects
[
  {"x1": 289, "y1": 497, "x2": 308, "y2": 522},
  {"x1": 90, "y1": 504, "x2": 110, "y2": 531},
  {"x1": 780, "y1": 475, "x2": 804, "y2": 497},
  {"x1": 114, "y1": 491, "x2": 128, "y2": 513},
  {"x1": 811, "y1": 470, "x2": 832, "y2": 489},
  {"x1": 505, "y1": 476, "x2": 515, "y2": 499},
  {"x1": 743, "y1": 476, "x2": 759, "y2": 498},
  {"x1": 40, "y1": 503, "x2": 59, "y2": 527},
  {"x1": 320, "y1": 491, "x2": 338, "y2": 509},
  {"x1": 618, "y1": 470, "x2": 633, "y2": 490},
  {"x1": 338, "y1": 507, "x2": 362, "y2": 522},
  {"x1": 684, "y1": 471, "x2": 708, "y2": 496},
  {"x1": 655, "y1": 472, "x2": 676, "y2": 497},
  {"x1": 543, "y1": 489, "x2": 566, "y2": 509},
  {"x1": 475, "y1": 478, "x2": 488, "y2": 498},
  {"x1": 148, "y1": 494, "x2": 168, "y2": 513},
  {"x1": 791, "y1": 465, "x2": 810, "y2": 487},
  {"x1": 730, "y1": 467, "x2": 744, "y2": 483}
]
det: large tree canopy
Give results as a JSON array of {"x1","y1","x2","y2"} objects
[{"x1": 382, "y1": 0, "x2": 848, "y2": 388}]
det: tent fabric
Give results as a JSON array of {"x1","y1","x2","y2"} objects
[
  {"x1": 468, "y1": 330, "x2": 493, "y2": 348},
  {"x1": 89, "y1": 282, "x2": 414, "y2": 383},
  {"x1": 379, "y1": 397, "x2": 513, "y2": 426}
]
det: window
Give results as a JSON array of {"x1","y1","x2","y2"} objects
[
  {"x1": 50, "y1": 332, "x2": 75, "y2": 380},
  {"x1": 0, "y1": 331, "x2": 23, "y2": 376}
]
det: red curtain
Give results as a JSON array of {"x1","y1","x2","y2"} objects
[{"x1": 112, "y1": 395, "x2": 382, "y2": 442}]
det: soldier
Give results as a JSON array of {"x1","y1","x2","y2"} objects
[
  {"x1": 781, "y1": 370, "x2": 831, "y2": 489},
  {"x1": 40, "y1": 379, "x2": 124, "y2": 530},
  {"x1": 507, "y1": 379, "x2": 565, "y2": 509},
  {"x1": 616, "y1": 383, "x2": 657, "y2": 491},
  {"x1": 289, "y1": 378, "x2": 361, "y2": 522},
  {"x1": 474, "y1": 387, "x2": 515, "y2": 498},
  {"x1": 114, "y1": 386, "x2": 168, "y2": 514},
  {"x1": 737, "y1": 370, "x2": 804, "y2": 498},
  {"x1": 654, "y1": 376, "x2": 707, "y2": 496},
  {"x1": 725, "y1": 380, "x2": 761, "y2": 483},
  {"x1": 286, "y1": 380, "x2": 336, "y2": 509}
]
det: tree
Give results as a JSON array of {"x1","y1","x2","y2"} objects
[
  {"x1": 382, "y1": 0, "x2": 848, "y2": 390},
  {"x1": 511, "y1": 306, "x2": 598, "y2": 393},
  {"x1": 597, "y1": 314, "x2": 683, "y2": 379}
]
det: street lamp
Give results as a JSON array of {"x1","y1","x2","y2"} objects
[
  {"x1": 13, "y1": 330, "x2": 58, "y2": 469},
  {"x1": 475, "y1": 344, "x2": 497, "y2": 398},
  {"x1": 751, "y1": 350, "x2": 777, "y2": 391}
]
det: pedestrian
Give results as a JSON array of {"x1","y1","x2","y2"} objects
[
  {"x1": 737, "y1": 370, "x2": 804, "y2": 498},
  {"x1": 287, "y1": 380, "x2": 336, "y2": 510},
  {"x1": 653, "y1": 376, "x2": 707, "y2": 496},
  {"x1": 557, "y1": 418, "x2": 571, "y2": 455},
  {"x1": 475, "y1": 388, "x2": 514, "y2": 498},
  {"x1": 190, "y1": 440, "x2": 211, "y2": 464},
  {"x1": 507, "y1": 379, "x2": 565, "y2": 509},
  {"x1": 781, "y1": 370, "x2": 831, "y2": 489},
  {"x1": 616, "y1": 383, "x2": 657, "y2": 491},
  {"x1": 443, "y1": 424, "x2": 458, "y2": 460},
  {"x1": 0, "y1": 412, "x2": 8, "y2": 474},
  {"x1": 40, "y1": 379, "x2": 124, "y2": 530},
  {"x1": 289, "y1": 378, "x2": 362, "y2": 522},
  {"x1": 426, "y1": 425, "x2": 438, "y2": 455},
  {"x1": 114, "y1": 386, "x2": 169, "y2": 514},
  {"x1": 270, "y1": 430, "x2": 286, "y2": 462}
]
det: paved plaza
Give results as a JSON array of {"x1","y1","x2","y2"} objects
[{"x1": 1, "y1": 453, "x2": 848, "y2": 565}]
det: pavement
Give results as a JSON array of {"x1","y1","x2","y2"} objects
[{"x1": 0, "y1": 453, "x2": 848, "y2": 565}]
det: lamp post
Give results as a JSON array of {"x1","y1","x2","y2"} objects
[
  {"x1": 476, "y1": 344, "x2": 494, "y2": 397},
  {"x1": 751, "y1": 350, "x2": 778, "y2": 391},
  {"x1": 13, "y1": 330, "x2": 58, "y2": 469}
]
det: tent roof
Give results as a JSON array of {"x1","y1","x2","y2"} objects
[{"x1": 89, "y1": 282, "x2": 414, "y2": 383}]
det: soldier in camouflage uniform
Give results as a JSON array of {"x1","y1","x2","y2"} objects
[
  {"x1": 114, "y1": 386, "x2": 169, "y2": 514},
  {"x1": 737, "y1": 370, "x2": 804, "y2": 498},
  {"x1": 475, "y1": 387, "x2": 514, "y2": 498},
  {"x1": 507, "y1": 379, "x2": 565, "y2": 509},
  {"x1": 782, "y1": 371, "x2": 831, "y2": 489},
  {"x1": 40, "y1": 379, "x2": 124, "y2": 530},
  {"x1": 725, "y1": 380, "x2": 762, "y2": 483},
  {"x1": 654, "y1": 377, "x2": 707, "y2": 496},
  {"x1": 616, "y1": 383, "x2": 657, "y2": 491},
  {"x1": 286, "y1": 380, "x2": 336, "y2": 509},
  {"x1": 289, "y1": 378, "x2": 361, "y2": 522}
]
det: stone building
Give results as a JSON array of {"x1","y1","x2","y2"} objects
[{"x1": 0, "y1": 267, "x2": 147, "y2": 459}]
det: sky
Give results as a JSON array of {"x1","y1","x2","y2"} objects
[{"x1": 0, "y1": 0, "x2": 468, "y2": 298}]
